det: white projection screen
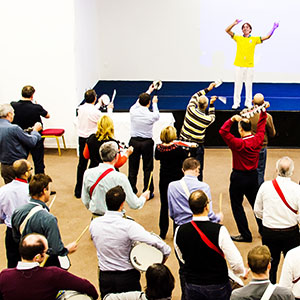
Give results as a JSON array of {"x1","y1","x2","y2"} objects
[{"x1": 199, "y1": 0, "x2": 299, "y2": 83}]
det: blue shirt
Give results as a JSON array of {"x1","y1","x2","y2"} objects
[
  {"x1": 0, "y1": 119, "x2": 41, "y2": 165},
  {"x1": 130, "y1": 100, "x2": 160, "y2": 138},
  {"x1": 0, "y1": 179, "x2": 30, "y2": 227},
  {"x1": 168, "y1": 175, "x2": 220, "y2": 225}
]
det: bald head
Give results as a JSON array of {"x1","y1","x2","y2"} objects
[
  {"x1": 19, "y1": 233, "x2": 48, "y2": 261},
  {"x1": 253, "y1": 93, "x2": 264, "y2": 105},
  {"x1": 13, "y1": 159, "x2": 31, "y2": 179},
  {"x1": 276, "y1": 156, "x2": 294, "y2": 177},
  {"x1": 198, "y1": 95, "x2": 208, "y2": 110}
]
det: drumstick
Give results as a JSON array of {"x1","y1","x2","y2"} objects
[
  {"x1": 40, "y1": 254, "x2": 49, "y2": 267},
  {"x1": 76, "y1": 225, "x2": 90, "y2": 244},
  {"x1": 48, "y1": 195, "x2": 56, "y2": 210},
  {"x1": 219, "y1": 193, "x2": 222, "y2": 212},
  {"x1": 146, "y1": 171, "x2": 153, "y2": 191}
]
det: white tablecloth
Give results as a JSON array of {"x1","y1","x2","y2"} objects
[{"x1": 106, "y1": 112, "x2": 175, "y2": 145}]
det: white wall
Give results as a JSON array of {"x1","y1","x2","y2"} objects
[{"x1": 0, "y1": 0, "x2": 84, "y2": 148}]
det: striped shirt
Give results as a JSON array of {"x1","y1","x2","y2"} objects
[{"x1": 180, "y1": 89, "x2": 215, "y2": 143}]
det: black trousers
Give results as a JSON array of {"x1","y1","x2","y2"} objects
[
  {"x1": 30, "y1": 138, "x2": 45, "y2": 174},
  {"x1": 5, "y1": 227, "x2": 20, "y2": 268},
  {"x1": 262, "y1": 225, "x2": 300, "y2": 284},
  {"x1": 74, "y1": 137, "x2": 88, "y2": 197},
  {"x1": 128, "y1": 137, "x2": 154, "y2": 194},
  {"x1": 99, "y1": 269, "x2": 141, "y2": 298},
  {"x1": 188, "y1": 144, "x2": 204, "y2": 181},
  {"x1": 229, "y1": 169, "x2": 262, "y2": 240}
]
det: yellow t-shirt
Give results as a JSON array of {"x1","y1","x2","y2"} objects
[{"x1": 233, "y1": 35, "x2": 262, "y2": 67}]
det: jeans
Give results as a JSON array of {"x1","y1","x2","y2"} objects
[{"x1": 185, "y1": 281, "x2": 231, "y2": 300}]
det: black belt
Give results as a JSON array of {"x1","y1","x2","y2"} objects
[{"x1": 264, "y1": 224, "x2": 298, "y2": 232}]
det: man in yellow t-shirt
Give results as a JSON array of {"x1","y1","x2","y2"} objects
[{"x1": 226, "y1": 19, "x2": 279, "y2": 109}]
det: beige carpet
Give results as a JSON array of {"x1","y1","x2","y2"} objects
[{"x1": 0, "y1": 148, "x2": 299, "y2": 299}]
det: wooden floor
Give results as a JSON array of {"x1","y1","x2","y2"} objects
[{"x1": 0, "y1": 148, "x2": 299, "y2": 299}]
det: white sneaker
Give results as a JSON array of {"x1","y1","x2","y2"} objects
[{"x1": 232, "y1": 105, "x2": 240, "y2": 109}]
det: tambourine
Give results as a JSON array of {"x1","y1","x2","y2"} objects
[
  {"x1": 99, "y1": 94, "x2": 111, "y2": 106},
  {"x1": 56, "y1": 290, "x2": 93, "y2": 300},
  {"x1": 240, "y1": 103, "x2": 267, "y2": 119},
  {"x1": 130, "y1": 240, "x2": 163, "y2": 272},
  {"x1": 152, "y1": 80, "x2": 163, "y2": 90}
]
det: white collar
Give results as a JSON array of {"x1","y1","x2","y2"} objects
[
  {"x1": 192, "y1": 216, "x2": 209, "y2": 221},
  {"x1": 16, "y1": 261, "x2": 40, "y2": 270}
]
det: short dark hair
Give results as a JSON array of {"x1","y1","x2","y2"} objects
[
  {"x1": 248, "y1": 245, "x2": 271, "y2": 274},
  {"x1": 84, "y1": 89, "x2": 97, "y2": 103},
  {"x1": 239, "y1": 119, "x2": 252, "y2": 132},
  {"x1": 22, "y1": 85, "x2": 35, "y2": 98},
  {"x1": 138, "y1": 93, "x2": 151, "y2": 106},
  {"x1": 182, "y1": 157, "x2": 200, "y2": 172},
  {"x1": 29, "y1": 174, "x2": 52, "y2": 198},
  {"x1": 242, "y1": 22, "x2": 252, "y2": 31},
  {"x1": 145, "y1": 264, "x2": 175, "y2": 299},
  {"x1": 189, "y1": 190, "x2": 209, "y2": 214},
  {"x1": 19, "y1": 234, "x2": 46, "y2": 260},
  {"x1": 13, "y1": 159, "x2": 30, "y2": 179},
  {"x1": 106, "y1": 186, "x2": 126, "y2": 211}
]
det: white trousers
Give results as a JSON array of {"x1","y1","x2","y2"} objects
[{"x1": 233, "y1": 66, "x2": 254, "y2": 108}]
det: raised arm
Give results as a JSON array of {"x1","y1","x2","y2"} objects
[
  {"x1": 225, "y1": 19, "x2": 242, "y2": 38},
  {"x1": 261, "y1": 22, "x2": 279, "y2": 41}
]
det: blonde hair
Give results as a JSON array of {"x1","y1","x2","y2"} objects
[
  {"x1": 95, "y1": 115, "x2": 114, "y2": 141},
  {"x1": 160, "y1": 126, "x2": 177, "y2": 143}
]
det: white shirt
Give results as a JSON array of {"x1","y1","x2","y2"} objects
[
  {"x1": 174, "y1": 216, "x2": 246, "y2": 277},
  {"x1": 0, "y1": 179, "x2": 30, "y2": 227},
  {"x1": 254, "y1": 176, "x2": 300, "y2": 228},
  {"x1": 279, "y1": 245, "x2": 300, "y2": 298},
  {"x1": 77, "y1": 103, "x2": 102, "y2": 138},
  {"x1": 90, "y1": 211, "x2": 171, "y2": 271}
]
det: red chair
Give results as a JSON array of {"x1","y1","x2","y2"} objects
[{"x1": 41, "y1": 129, "x2": 66, "y2": 156}]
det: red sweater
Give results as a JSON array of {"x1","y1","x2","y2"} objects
[
  {"x1": 219, "y1": 111, "x2": 267, "y2": 171},
  {"x1": 0, "y1": 266, "x2": 98, "y2": 300}
]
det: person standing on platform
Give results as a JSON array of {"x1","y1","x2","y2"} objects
[
  {"x1": 0, "y1": 159, "x2": 32, "y2": 268},
  {"x1": 11, "y1": 85, "x2": 49, "y2": 174},
  {"x1": 248, "y1": 93, "x2": 276, "y2": 186},
  {"x1": 155, "y1": 126, "x2": 187, "y2": 239},
  {"x1": 180, "y1": 82, "x2": 217, "y2": 181},
  {"x1": 175, "y1": 190, "x2": 246, "y2": 300},
  {"x1": 254, "y1": 156, "x2": 300, "y2": 284},
  {"x1": 225, "y1": 19, "x2": 279, "y2": 109},
  {"x1": 0, "y1": 104, "x2": 42, "y2": 184},
  {"x1": 128, "y1": 83, "x2": 159, "y2": 198},
  {"x1": 219, "y1": 104, "x2": 269, "y2": 243},
  {"x1": 231, "y1": 245, "x2": 294, "y2": 300},
  {"x1": 74, "y1": 89, "x2": 104, "y2": 198}
]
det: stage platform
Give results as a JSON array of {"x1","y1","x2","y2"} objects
[{"x1": 93, "y1": 80, "x2": 300, "y2": 147}]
